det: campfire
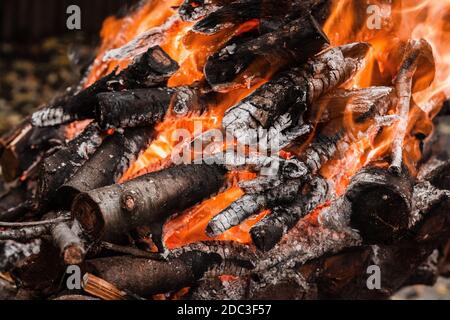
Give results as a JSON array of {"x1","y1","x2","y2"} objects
[{"x1": 1, "y1": 0, "x2": 449, "y2": 300}]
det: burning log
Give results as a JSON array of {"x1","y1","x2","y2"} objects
[
  {"x1": 250, "y1": 176, "x2": 333, "y2": 251},
  {"x1": 312, "y1": 86, "x2": 395, "y2": 124},
  {"x1": 95, "y1": 88, "x2": 172, "y2": 130},
  {"x1": 204, "y1": 14, "x2": 329, "y2": 91},
  {"x1": 31, "y1": 46, "x2": 179, "y2": 127},
  {"x1": 222, "y1": 42, "x2": 370, "y2": 144},
  {"x1": 389, "y1": 39, "x2": 435, "y2": 173},
  {"x1": 72, "y1": 164, "x2": 227, "y2": 247},
  {"x1": 179, "y1": 0, "x2": 231, "y2": 22},
  {"x1": 37, "y1": 123, "x2": 103, "y2": 207},
  {"x1": 57, "y1": 127, "x2": 154, "y2": 206},
  {"x1": 85, "y1": 240, "x2": 255, "y2": 296},
  {"x1": 0, "y1": 121, "x2": 65, "y2": 182},
  {"x1": 206, "y1": 131, "x2": 341, "y2": 238},
  {"x1": 319, "y1": 165, "x2": 414, "y2": 244}
]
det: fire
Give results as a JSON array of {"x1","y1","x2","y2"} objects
[{"x1": 83, "y1": 0, "x2": 450, "y2": 248}]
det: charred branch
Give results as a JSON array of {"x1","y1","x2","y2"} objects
[
  {"x1": 222, "y1": 42, "x2": 370, "y2": 144},
  {"x1": 0, "y1": 122, "x2": 65, "y2": 182},
  {"x1": 389, "y1": 39, "x2": 435, "y2": 173},
  {"x1": 37, "y1": 123, "x2": 103, "y2": 207},
  {"x1": 250, "y1": 176, "x2": 333, "y2": 251},
  {"x1": 204, "y1": 14, "x2": 329, "y2": 91},
  {"x1": 72, "y1": 164, "x2": 227, "y2": 244},
  {"x1": 58, "y1": 127, "x2": 154, "y2": 206},
  {"x1": 50, "y1": 218, "x2": 86, "y2": 265},
  {"x1": 95, "y1": 88, "x2": 171, "y2": 130},
  {"x1": 31, "y1": 46, "x2": 179, "y2": 127}
]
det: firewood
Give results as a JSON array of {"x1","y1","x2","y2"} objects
[
  {"x1": 222, "y1": 42, "x2": 370, "y2": 144},
  {"x1": 50, "y1": 217, "x2": 86, "y2": 265},
  {"x1": 95, "y1": 88, "x2": 172, "y2": 130},
  {"x1": 319, "y1": 165, "x2": 414, "y2": 244},
  {"x1": 250, "y1": 176, "x2": 333, "y2": 251},
  {"x1": 204, "y1": 14, "x2": 329, "y2": 91},
  {"x1": 37, "y1": 123, "x2": 103, "y2": 207},
  {"x1": 312, "y1": 86, "x2": 395, "y2": 124},
  {"x1": 58, "y1": 127, "x2": 154, "y2": 206},
  {"x1": 178, "y1": 0, "x2": 232, "y2": 22},
  {"x1": 72, "y1": 164, "x2": 227, "y2": 245},
  {"x1": 82, "y1": 273, "x2": 143, "y2": 300},
  {"x1": 0, "y1": 226, "x2": 50, "y2": 241},
  {"x1": 389, "y1": 39, "x2": 435, "y2": 174},
  {"x1": 206, "y1": 131, "x2": 341, "y2": 238},
  {"x1": 0, "y1": 121, "x2": 65, "y2": 182},
  {"x1": 31, "y1": 46, "x2": 179, "y2": 127},
  {"x1": 0, "y1": 184, "x2": 32, "y2": 222}
]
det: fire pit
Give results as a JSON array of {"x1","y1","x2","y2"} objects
[{"x1": 0, "y1": 0, "x2": 449, "y2": 300}]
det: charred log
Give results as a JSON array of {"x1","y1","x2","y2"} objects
[
  {"x1": 0, "y1": 121, "x2": 65, "y2": 182},
  {"x1": 250, "y1": 176, "x2": 332, "y2": 251},
  {"x1": 222, "y1": 42, "x2": 370, "y2": 144},
  {"x1": 95, "y1": 88, "x2": 171, "y2": 130},
  {"x1": 50, "y1": 218, "x2": 86, "y2": 265},
  {"x1": 31, "y1": 46, "x2": 179, "y2": 127},
  {"x1": 389, "y1": 39, "x2": 435, "y2": 173},
  {"x1": 72, "y1": 164, "x2": 227, "y2": 244},
  {"x1": 204, "y1": 14, "x2": 329, "y2": 91},
  {"x1": 37, "y1": 123, "x2": 103, "y2": 207},
  {"x1": 57, "y1": 127, "x2": 154, "y2": 206}
]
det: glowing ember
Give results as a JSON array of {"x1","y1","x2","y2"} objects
[{"x1": 82, "y1": 0, "x2": 450, "y2": 248}]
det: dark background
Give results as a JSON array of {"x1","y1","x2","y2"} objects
[{"x1": 0, "y1": 0, "x2": 139, "y2": 42}]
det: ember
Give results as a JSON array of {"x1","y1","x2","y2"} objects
[{"x1": 0, "y1": 0, "x2": 449, "y2": 300}]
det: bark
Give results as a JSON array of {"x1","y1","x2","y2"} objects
[
  {"x1": 31, "y1": 46, "x2": 178, "y2": 127},
  {"x1": 72, "y1": 164, "x2": 227, "y2": 242},
  {"x1": 204, "y1": 14, "x2": 329, "y2": 91},
  {"x1": 95, "y1": 88, "x2": 172, "y2": 130},
  {"x1": 222, "y1": 42, "x2": 370, "y2": 144},
  {"x1": 389, "y1": 39, "x2": 435, "y2": 173},
  {"x1": 58, "y1": 127, "x2": 154, "y2": 206},
  {"x1": 0, "y1": 121, "x2": 65, "y2": 182},
  {"x1": 37, "y1": 123, "x2": 103, "y2": 207}
]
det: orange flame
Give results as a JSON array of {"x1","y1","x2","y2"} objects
[{"x1": 83, "y1": 0, "x2": 450, "y2": 248}]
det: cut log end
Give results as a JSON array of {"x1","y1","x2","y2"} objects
[{"x1": 72, "y1": 195, "x2": 104, "y2": 239}]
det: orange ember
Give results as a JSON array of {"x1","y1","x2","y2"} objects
[{"x1": 83, "y1": 0, "x2": 450, "y2": 248}]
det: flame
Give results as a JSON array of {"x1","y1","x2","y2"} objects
[
  {"x1": 321, "y1": 0, "x2": 450, "y2": 189},
  {"x1": 83, "y1": 0, "x2": 450, "y2": 248}
]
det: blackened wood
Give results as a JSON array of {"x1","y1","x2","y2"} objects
[
  {"x1": 312, "y1": 87, "x2": 394, "y2": 124},
  {"x1": 0, "y1": 184, "x2": 31, "y2": 222},
  {"x1": 58, "y1": 127, "x2": 154, "y2": 206},
  {"x1": 0, "y1": 121, "x2": 65, "y2": 182},
  {"x1": 390, "y1": 39, "x2": 435, "y2": 173},
  {"x1": 72, "y1": 164, "x2": 227, "y2": 242},
  {"x1": 37, "y1": 123, "x2": 103, "y2": 207},
  {"x1": 0, "y1": 239, "x2": 41, "y2": 272},
  {"x1": 0, "y1": 225, "x2": 50, "y2": 241},
  {"x1": 50, "y1": 218, "x2": 85, "y2": 265},
  {"x1": 95, "y1": 88, "x2": 171, "y2": 130},
  {"x1": 179, "y1": 0, "x2": 231, "y2": 21},
  {"x1": 31, "y1": 46, "x2": 179, "y2": 127},
  {"x1": 204, "y1": 14, "x2": 329, "y2": 91},
  {"x1": 250, "y1": 176, "x2": 332, "y2": 251},
  {"x1": 222, "y1": 42, "x2": 370, "y2": 144}
]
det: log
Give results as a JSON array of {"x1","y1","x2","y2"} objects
[
  {"x1": 95, "y1": 88, "x2": 172, "y2": 130},
  {"x1": 57, "y1": 127, "x2": 154, "y2": 206},
  {"x1": 0, "y1": 184, "x2": 32, "y2": 222},
  {"x1": 31, "y1": 46, "x2": 179, "y2": 127},
  {"x1": 72, "y1": 164, "x2": 227, "y2": 243},
  {"x1": 320, "y1": 166, "x2": 414, "y2": 244},
  {"x1": 50, "y1": 218, "x2": 85, "y2": 265},
  {"x1": 222, "y1": 42, "x2": 370, "y2": 144},
  {"x1": 204, "y1": 14, "x2": 329, "y2": 91},
  {"x1": 0, "y1": 239, "x2": 41, "y2": 272},
  {"x1": 0, "y1": 121, "x2": 65, "y2": 182},
  {"x1": 389, "y1": 39, "x2": 435, "y2": 173},
  {"x1": 178, "y1": 0, "x2": 232, "y2": 22},
  {"x1": 250, "y1": 176, "x2": 332, "y2": 251},
  {"x1": 37, "y1": 123, "x2": 103, "y2": 207}
]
